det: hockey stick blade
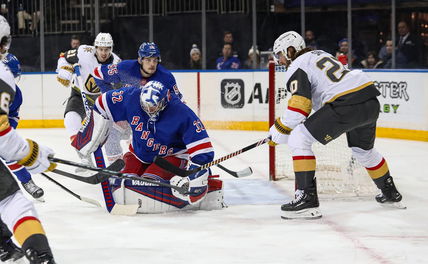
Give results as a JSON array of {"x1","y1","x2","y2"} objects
[
  {"x1": 51, "y1": 159, "x2": 126, "y2": 184},
  {"x1": 49, "y1": 156, "x2": 125, "y2": 175},
  {"x1": 216, "y1": 164, "x2": 253, "y2": 178},
  {"x1": 50, "y1": 157, "x2": 191, "y2": 195},
  {"x1": 51, "y1": 169, "x2": 109, "y2": 185},
  {"x1": 154, "y1": 137, "x2": 270, "y2": 177},
  {"x1": 41, "y1": 173, "x2": 101, "y2": 207}
]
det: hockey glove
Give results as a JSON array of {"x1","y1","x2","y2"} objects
[
  {"x1": 17, "y1": 139, "x2": 56, "y2": 174},
  {"x1": 268, "y1": 117, "x2": 292, "y2": 146},
  {"x1": 170, "y1": 165, "x2": 209, "y2": 205},
  {"x1": 57, "y1": 65, "x2": 74, "y2": 87}
]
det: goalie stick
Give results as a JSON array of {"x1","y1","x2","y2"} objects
[
  {"x1": 154, "y1": 137, "x2": 270, "y2": 177},
  {"x1": 49, "y1": 157, "x2": 192, "y2": 195},
  {"x1": 41, "y1": 173, "x2": 101, "y2": 207}
]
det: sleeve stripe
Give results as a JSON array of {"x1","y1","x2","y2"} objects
[
  {"x1": 7, "y1": 162, "x2": 23, "y2": 171},
  {"x1": 188, "y1": 141, "x2": 214, "y2": 156},
  {"x1": 0, "y1": 126, "x2": 12, "y2": 136},
  {"x1": 186, "y1": 137, "x2": 211, "y2": 149},
  {"x1": 93, "y1": 66, "x2": 103, "y2": 80},
  {"x1": 95, "y1": 94, "x2": 114, "y2": 120},
  {"x1": 189, "y1": 148, "x2": 215, "y2": 158},
  {"x1": 287, "y1": 106, "x2": 310, "y2": 117}
]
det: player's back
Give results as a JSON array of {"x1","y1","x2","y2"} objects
[{"x1": 287, "y1": 50, "x2": 372, "y2": 110}]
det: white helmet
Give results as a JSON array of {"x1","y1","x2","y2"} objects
[
  {"x1": 273, "y1": 31, "x2": 305, "y2": 62},
  {"x1": 0, "y1": 15, "x2": 11, "y2": 60},
  {"x1": 94, "y1": 32, "x2": 113, "y2": 49}
]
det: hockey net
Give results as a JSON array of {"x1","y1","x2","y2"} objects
[{"x1": 268, "y1": 62, "x2": 376, "y2": 197}]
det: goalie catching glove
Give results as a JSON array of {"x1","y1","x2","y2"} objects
[
  {"x1": 17, "y1": 139, "x2": 56, "y2": 174},
  {"x1": 268, "y1": 117, "x2": 292, "y2": 146},
  {"x1": 170, "y1": 165, "x2": 209, "y2": 205}
]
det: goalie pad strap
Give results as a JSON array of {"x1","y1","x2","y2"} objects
[
  {"x1": 274, "y1": 117, "x2": 292, "y2": 135},
  {"x1": 18, "y1": 139, "x2": 39, "y2": 167}
]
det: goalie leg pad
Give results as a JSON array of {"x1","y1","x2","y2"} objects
[
  {"x1": 192, "y1": 175, "x2": 225, "y2": 210},
  {"x1": 71, "y1": 110, "x2": 109, "y2": 156},
  {"x1": 111, "y1": 175, "x2": 224, "y2": 213}
]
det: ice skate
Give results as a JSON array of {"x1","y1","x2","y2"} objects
[
  {"x1": 376, "y1": 176, "x2": 406, "y2": 209},
  {"x1": 0, "y1": 238, "x2": 24, "y2": 262},
  {"x1": 25, "y1": 248, "x2": 56, "y2": 264},
  {"x1": 22, "y1": 179, "x2": 45, "y2": 201},
  {"x1": 281, "y1": 187, "x2": 322, "y2": 219}
]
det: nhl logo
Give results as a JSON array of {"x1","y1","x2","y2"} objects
[{"x1": 221, "y1": 79, "x2": 244, "y2": 108}]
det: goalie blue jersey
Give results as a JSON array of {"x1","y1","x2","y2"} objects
[
  {"x1": 93, "y1": 59, "x2": 182, "y2": 99},
  {"x1": 94, "y1": 86, "x2": 213, "y2": 165}
]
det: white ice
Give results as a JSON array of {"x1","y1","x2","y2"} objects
[{"x1": 15, "y1": 129, "x2": 428, "y2": 264}]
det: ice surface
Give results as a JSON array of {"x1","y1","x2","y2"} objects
[{"x1": 14, "y1": 128, "x2": 428, "y2": 264}]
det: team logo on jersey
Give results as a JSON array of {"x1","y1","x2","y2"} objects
[{"x1": 221, "y1": 79, "x2": 244, "y2": 108}]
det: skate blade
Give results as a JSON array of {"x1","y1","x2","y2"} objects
[
  {"x1": 35, "y1": 197, "x2": 45, "y2": 203},
  {"x1": 281, "y1": 207, "x2": 322, "y2": 220},
  {"x1": 13, "y1": 257, "x2": 27, "y2": 264},
  {"x1": 379, "y1": 201, "x2": 407, "y2": 209}
]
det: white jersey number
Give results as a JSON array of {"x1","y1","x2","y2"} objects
[
  {"x1": 0, "y1": 92, "x2": 10, "y2": 114},
  {"x1": 316, "y1": 56, "x2": 350, "y2": 82}
]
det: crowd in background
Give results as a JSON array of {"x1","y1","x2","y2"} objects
[
  {"x1": 1, "y1": 0, "x2": 426, "y2": 71},
  {"x1": 184, "y1": 19, "x2": 425, "y2": 70}
]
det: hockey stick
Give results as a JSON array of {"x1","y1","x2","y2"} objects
[
  {"x1": 51, "y1": 168, "x2": 110, "y2": 185},
  {"x1": 41, "y1": 173, "x2": 101, "y2": 207},
  {"x1": 216, "y1": 164, "x2": 253, "y2": 178},
  {"x1": 49, "y1": 157, "x2": 191, "y2": 195},
  {"x1": 154, "y1": 137, "x2": 270, "y2": 177}
]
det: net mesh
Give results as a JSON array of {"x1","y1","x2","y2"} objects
[{"x1": 270, "y1": 64, "x2": 377, "y2": 197}]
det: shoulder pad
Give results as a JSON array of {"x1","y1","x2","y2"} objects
[{"x1": 64, "y1": 49, "x2": 79, "y2": 64}]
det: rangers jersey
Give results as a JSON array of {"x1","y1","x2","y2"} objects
[
  {"x1": 280, "y1": 50, "x2": 380, "y2": 130},
  {"x1": 94, "y1": 86, "x2": 212, "y2": 165},
  {"x1": 216, "y1": 56, "x2": 241, "y2": 70},
  {"x1": 93, "y1": 59, "x2": 182, "y2": 99},
  {"x1": 57, "y1": 44, "x2": 121, "y2": 94}
]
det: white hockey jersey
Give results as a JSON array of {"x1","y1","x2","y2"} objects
[
  {"x1": 0, "y1": 62, "x2": 32, "y2": 162},
  {"x1": 56, "y1": 44, "x2": 121, "y2": 94},
  {"x1": 280, "y1": 50, "x2": 376, "y2": 130}
]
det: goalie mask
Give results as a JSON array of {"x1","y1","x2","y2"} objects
[
  {"x1": 140, "y1": 81, "x2": 169, "y2": 119},
  {"x1": 273, "y1": 31, "x2": 305, "y2": 63},
  {"x1": 0, "y1": 15, "x2": 11, "y2": 60}
]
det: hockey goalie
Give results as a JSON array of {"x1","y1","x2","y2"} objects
[{"x1": 72, "y1": 80, "x2": 225, "y2": 213}]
